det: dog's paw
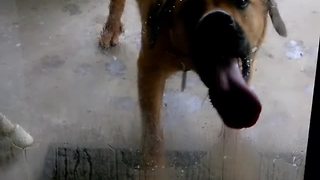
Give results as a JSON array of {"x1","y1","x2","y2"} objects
[{"x1": 99, "y1": 22, "x2": 124, "y2": 49}]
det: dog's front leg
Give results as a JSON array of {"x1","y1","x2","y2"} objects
[
  {"x1": 99, "y1": 0, "x2": 125, "y2": 48},
  {"x1": 137, "y1": 52, "x2": 176, "y2": 169}
]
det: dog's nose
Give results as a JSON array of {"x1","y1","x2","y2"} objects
[
  {"x1": 203, "y1": 10, "x2": 234, "y2": 26},
  {"x1": 197, "y1": 10, "x2": 235, "y2": 33},
  {"x1": 194, "y1": 10, "x2": 242, "y2": 59}
]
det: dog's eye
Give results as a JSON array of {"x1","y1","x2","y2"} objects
[{"x1": 234, "y1": 0, "x2": 250, "y2": 9}]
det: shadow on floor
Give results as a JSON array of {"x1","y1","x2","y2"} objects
[{"x1": 39, "y1": 143, "x2": 208, "y2": 180}]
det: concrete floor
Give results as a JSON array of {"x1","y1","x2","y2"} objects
[{"x1": 0, "y1": 0, "x2": 319, "y2": 179}]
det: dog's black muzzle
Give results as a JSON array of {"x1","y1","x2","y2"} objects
[
  {"x1": 191, "y1": 10, "x2": 261, "y2": 129},
  {"x1": 192, "y1": 10, "x2": 251, "y2": 84}
]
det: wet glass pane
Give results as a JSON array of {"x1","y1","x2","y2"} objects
[{"x1": 0, "y1": 0, "x2": 319, "y2": 179}]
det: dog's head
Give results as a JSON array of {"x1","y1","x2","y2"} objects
[{"x1": 174, "y1": 0, "x2": 287, "y2": 129}]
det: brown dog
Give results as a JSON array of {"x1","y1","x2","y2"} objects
[{"x1": 100, "y1": 0, "x2": 287, "y2": 168}]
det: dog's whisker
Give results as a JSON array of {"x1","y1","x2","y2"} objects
[{"x1": 241, "y1": 56, "x2": 253, "y2": 81}]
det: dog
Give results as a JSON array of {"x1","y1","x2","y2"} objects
[{"x1": 99, "y1": 0, "x2": 287, "y2": 168}]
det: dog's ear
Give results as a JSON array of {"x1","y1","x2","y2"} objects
[{"x1": 268, "y1": 0, "x2": 287, "y2": 37}]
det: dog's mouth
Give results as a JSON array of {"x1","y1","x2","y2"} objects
[
  {"x1": 191, "y1": 10, "x2": 262, "y2": 129},
  {"x1": 207, "y1": 58, "x2": 261, "y2": 129}
]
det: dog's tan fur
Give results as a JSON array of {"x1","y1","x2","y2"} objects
[{"x1": 99, "y1": 0, "x2": 286, "y2": 168}]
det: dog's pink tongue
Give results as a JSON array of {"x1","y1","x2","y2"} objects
[{"x1": 209, "y1": 60, "x2": 262, "y2": 129}]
